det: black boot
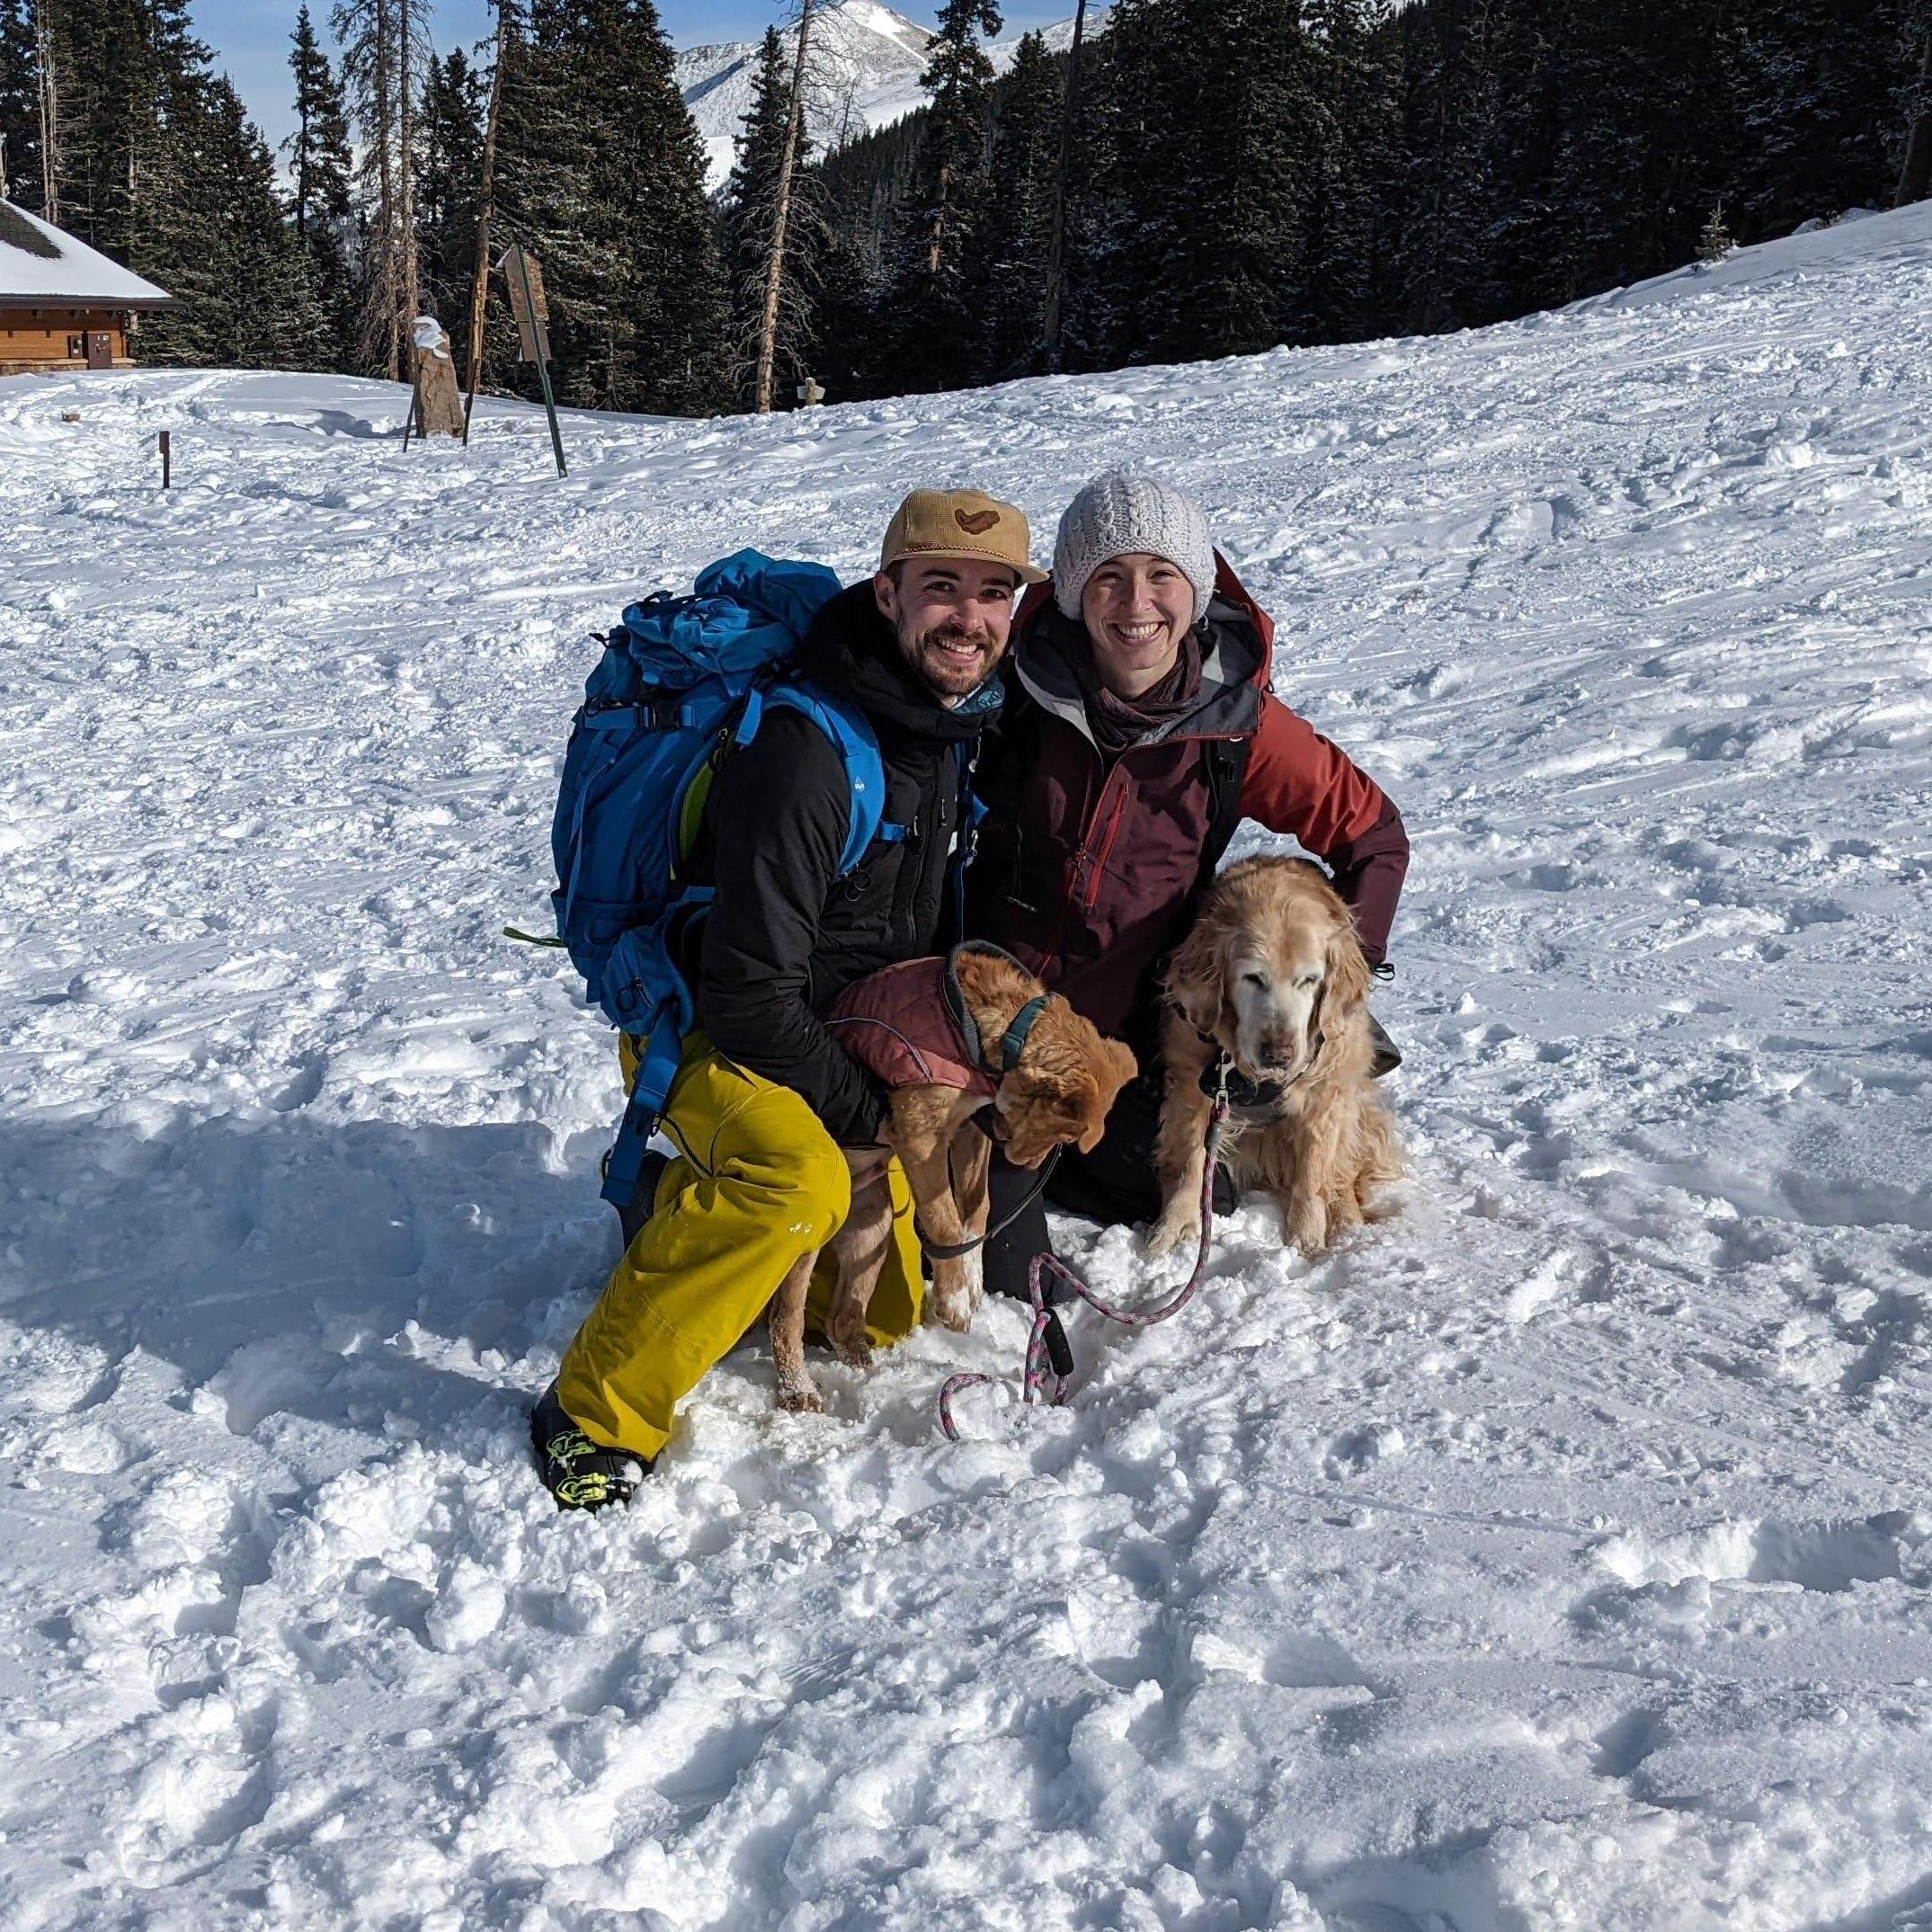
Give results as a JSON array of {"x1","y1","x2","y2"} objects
[
  {"x1": 530, "y1": 1383, "x2": 648, "y2": 1511},
  {"x1": 1367, "y1": 1013, "x2": 1402, "y2": 1078}
]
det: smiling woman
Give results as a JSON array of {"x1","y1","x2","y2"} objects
[{"x1": 964, "y1": 468, "x2": 1411, "y2": 1286}]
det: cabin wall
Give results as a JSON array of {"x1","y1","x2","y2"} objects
[{"x1": 0, "y1": 307, "x2": 131, "y2": 374}]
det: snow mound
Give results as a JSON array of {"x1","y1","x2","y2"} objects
[{"x1": 3, "y1": 199, "x2": 1931, "y2": 1929}]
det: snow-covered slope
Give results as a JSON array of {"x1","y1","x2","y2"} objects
[
  {"x1": 679, "y1": 2, "x2": 1106, "y2": 191},
  {"x1": 3, "y1": 203, "x2": 1932, "y2": 1930}
]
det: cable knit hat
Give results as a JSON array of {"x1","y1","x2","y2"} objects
[{"x1": 1052, "y1": 472, "x2": 1216, "y2": 623}]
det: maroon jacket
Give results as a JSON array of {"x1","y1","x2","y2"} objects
[{"x1": 965, "y1": 556, "x2": 1408, "y2": 1051}]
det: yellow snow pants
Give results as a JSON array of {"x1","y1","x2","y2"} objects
[{"x1": 555, "y1": 1030, "x2": 925, "y2": 1462}]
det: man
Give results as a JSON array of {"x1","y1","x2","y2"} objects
[
  {"x1": 964, "y1": 471, "x2": 1409, "y2": 1285},
  {"x1": 533, "y1": 489, "x2": 1043, "y2": 1509}
]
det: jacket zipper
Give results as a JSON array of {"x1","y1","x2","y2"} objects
[{"x1": 1032, "y1": 726, "x2": 1243, "y2": 981}]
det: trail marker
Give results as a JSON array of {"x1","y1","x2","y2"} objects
[{"x1": 501, "y1": 244, "x2": 566, "y2": 478}]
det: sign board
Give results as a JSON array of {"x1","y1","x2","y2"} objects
[
  {"x1": 494, "y1": 244, "x2": 567, "y2": 479},
  {"x1": 500, "y1": 245, "x2": 552, "y2": 364}
]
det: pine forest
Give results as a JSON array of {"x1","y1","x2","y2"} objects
[{"x1": 1, "y1": 0, "x2": 1929, "y2": 414}]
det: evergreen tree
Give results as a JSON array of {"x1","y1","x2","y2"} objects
[
  {"x1": 138, "y1": 75, "x2": 333, "y2": 369},
  {"x1": 495, "y1": 0, "x2": 726, "y2": 414},
  {"x1": 285, "y1": 3, "x2": 356, "y2": 363},
  {"x1": 969, "y1": 29, "x2": 1062, "y2": 382},
  {"x1": 1732, "y1": 0, "x2": 1913, "y2": 236},
  {"x1": 888, "y1": 0, "x2": 1002, "y2": 391},
  {"x1": 0, "y1": 0, "x2": 43, "y2": 208},
  {"x1": 1297, "y1": 0, "x2": 1393, "y2": 342}
]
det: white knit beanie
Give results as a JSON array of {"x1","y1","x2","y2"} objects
[{"x1": 1052, "y1": 472, "x2": 1216, "y2": 623}]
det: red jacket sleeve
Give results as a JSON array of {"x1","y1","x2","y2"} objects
[{"x1": 1238, "y1": 693, "x2": 1410, "y2": 966}]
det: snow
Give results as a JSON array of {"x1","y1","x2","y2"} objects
[
  {"x1": 3, "y1": 200, "x2": 1931, "y2": 1929},
  {"x1": 0, "y1": 201, "x2": 174, "y2": 306}
]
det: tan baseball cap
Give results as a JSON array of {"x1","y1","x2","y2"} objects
[{"x1": 877, "y1": 488, "x2": 1047, "y2": 584}]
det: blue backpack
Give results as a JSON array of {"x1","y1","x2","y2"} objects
[{"x1": 543, "y1": 549, "x2": 910, "y2": 1207}]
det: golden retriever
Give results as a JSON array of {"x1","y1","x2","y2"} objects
[
  {"x1": 1146, "y1": 855, "x2": 1402, "y2": 1260},
  {"x1": 770, "y1": 947, "x2": 1137, "y2": 1412}
]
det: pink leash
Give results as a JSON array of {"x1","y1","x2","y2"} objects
[{"x1": 938, "y1": 1093, "x2": 1231, "y2": 1441}]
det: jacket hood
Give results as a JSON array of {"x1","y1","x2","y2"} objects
[
  {"x1": 1011, "y1": 572, "x2": 1268, "y2": 751},
  {"x1": 799, "y1": 582, "x2": 1003, "y2": 745}
]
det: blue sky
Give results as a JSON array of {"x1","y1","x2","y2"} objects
[{"x1": 201, "y1": 0, "x2": 1067, "y2": 161}]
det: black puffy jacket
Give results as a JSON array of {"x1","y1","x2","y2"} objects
[{"x1": 691, "y1": 583, "x2": 1002, "y2": 1144}]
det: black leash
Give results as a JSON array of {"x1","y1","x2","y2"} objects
[{"x1": 920, "y1": 1131, "x2": 1062, "y2": 1261}]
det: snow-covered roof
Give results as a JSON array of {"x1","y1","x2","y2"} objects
[{"x1": 0, "y1": 200, "x2": 174, "y2": 307}]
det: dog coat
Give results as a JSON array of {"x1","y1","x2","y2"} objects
[{"x1": 823, "y1": 944, "x2": 1046, "y2": 1096}]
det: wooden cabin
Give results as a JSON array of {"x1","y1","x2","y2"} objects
[{"x1": 0, "y1": 200, "x2": 174, "y2": 376}]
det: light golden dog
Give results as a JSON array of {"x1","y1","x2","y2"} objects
[
  {"x1": 770, "y1": 948, "x2": 1137, "y2": 1412},
  {"x1": 1146, "y1": 855, "x2": 1402, "y2": 1260}
]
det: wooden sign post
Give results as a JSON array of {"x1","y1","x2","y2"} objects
[{"x1": 500, "y1": 244, "x2": 566, "y2": 478}]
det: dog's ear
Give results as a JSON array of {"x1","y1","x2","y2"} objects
[
  {"x1": 1101, "y1": 1037, "x2": 1138, "y2": 1095},
  {"x1": 1324, "y1": 913, "x2": 1372, "y2": 1022},
  {"x1": 1162, "y1": 923, "x2": 1227, "y2": 1041}
]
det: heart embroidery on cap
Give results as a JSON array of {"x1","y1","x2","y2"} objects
[{"x1": 955, "y1": 509, "x2": 1000, "y2": 535}]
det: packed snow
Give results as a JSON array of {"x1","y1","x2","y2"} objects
[{"x1": 2, "y1": 201, "x2": 1931, "y2": 1931}]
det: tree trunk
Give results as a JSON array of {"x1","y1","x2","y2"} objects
[
  {"x1": 34, "y1": 0, "x2": 58, "y2": 221},
  {"x1": 1037, "y1": 0, "x2": 1086, "y2": 370},
  {"x1": 396, "y1": 0, "x2": 420, "y2": 355},
  {"x1": 755, "y1": 0, "x2": 815, "y2": 415},
  {"x1": 372, "y1": 0, "x2": 399, "y2": 376},
  {"x1": 1899, "y1": 21, "x2": 1932, "y2": 209},
  {"x1": 462, "y1": 2, "x2": 509, "y2": 434}
]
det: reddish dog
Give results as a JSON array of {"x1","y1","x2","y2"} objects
[{"x1": 768, "y1": 945, "x2": 1136, "y2": 1412}]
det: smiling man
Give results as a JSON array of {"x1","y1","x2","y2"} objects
[{"x1": 532, "y1": 490, "x2": 1040, "y2": 1508}]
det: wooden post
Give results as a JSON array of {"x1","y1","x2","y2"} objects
[
  {"x1": 407, "y1": 316, "x2": 465, "y2": 438},
  {"x1": 158, "y1": 429, "x2": 170, "y2": 489}
]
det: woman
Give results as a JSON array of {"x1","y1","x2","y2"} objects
[{"x1": 964, "y1": 471, "x2": 1409, "y2": 1292}]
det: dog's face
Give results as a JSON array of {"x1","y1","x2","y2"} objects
[
  {"x1": 993, "y1": 1011, "x2": 1137, "y2": 1168},
  {"x1": 1165, "y1": 859, "x2": 1370, "y2": 1084}
]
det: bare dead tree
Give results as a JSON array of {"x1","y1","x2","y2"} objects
[
  {"x1": 754, "y1": 0, "x2": 815, "y2": 414},
  {"x1": 461, "y1": 0, "x2": 511, "y2": 436},
  {"x1": 396, "y1": 0, "x2": 419, "y2": 333},
  {"x1": 33, "y1": 0, "x2": 58, "y2": 221}
]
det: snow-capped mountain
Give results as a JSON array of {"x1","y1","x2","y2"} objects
[{"x1": 678, "y1": 2, "x2": 1108, "y2": 191}]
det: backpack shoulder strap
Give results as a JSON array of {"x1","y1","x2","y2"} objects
[
  {"x1": 763, "y1": 683, "x2": 910, "y2": 877},
  {"x1": 1198, "y1": 735, "x2": 1251, "y2": 886}
]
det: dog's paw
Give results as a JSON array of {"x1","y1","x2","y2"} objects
[
  {"x1": 777, "y1": 1380, "x2": 824, "y2": 1414},
  {"x1": 1287, "y1": 1200, "x2": 1331, "y2": 1256},
  {"x1": 829, "y1": 1320, "x2": 874, "y2": 1372},
  {"x1": 930, "y1": 1285, "x2": 974, "y2": 1333},
  {"x1": 1143, "y1": 1211, "x2": 1195, "y2": 1260}
]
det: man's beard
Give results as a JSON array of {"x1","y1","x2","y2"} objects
[{"x1": 900, "y1": 621, "x2": 999, "y2": 699}]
